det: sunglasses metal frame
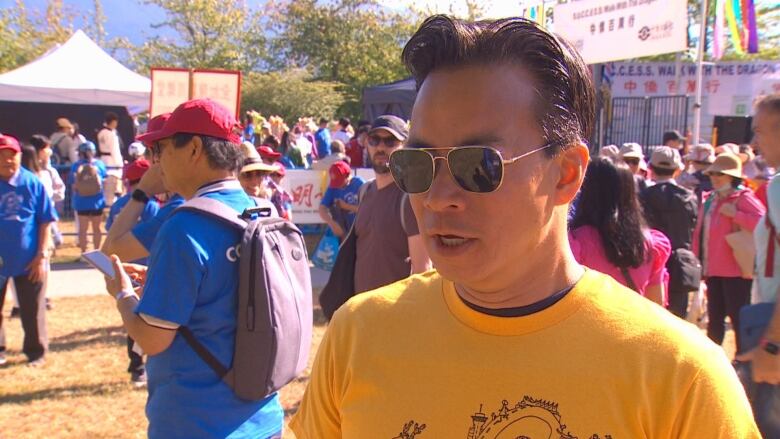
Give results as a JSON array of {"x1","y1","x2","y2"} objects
[{"x1": 389, "y1": 143, "x2": 555, "y2": 194}]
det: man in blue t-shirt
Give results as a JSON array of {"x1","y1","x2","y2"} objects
[
  {"x1": 0, "y1": 134, "x2": 57, "y2": 366},
  {"x1": 314, "y1": 117, "x2": 332, "y2": 159},
  {"x1": 104, "y1": 99, "x2": 283, "y2": 438},
  {"x1": 104, "y1": 157, "x2": 159, "y2": 385},
  {"x1": 318, "y1": 160, "x2": 365, "y2": 239}
]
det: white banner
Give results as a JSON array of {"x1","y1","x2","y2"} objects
[
  {"x1": 281, "y1": 169, "x2": 376, "y2": 224},
  {"x1": 608, "y1": 61, "x2": 780, "y2": 115},
  {"x1": 554, "y1": 0, "x2": 687, "y2": 64}
]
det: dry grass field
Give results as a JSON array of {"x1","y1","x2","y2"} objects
[{"x1": 0, "y1": 294, "x2": 328, "y2": 438}]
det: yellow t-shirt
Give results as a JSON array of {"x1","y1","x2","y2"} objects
[{"x1": 291, "y1": 270, "x2": 759, "y2": 438}]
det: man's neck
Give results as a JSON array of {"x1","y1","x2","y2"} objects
[
  {"x1": 653, "y1": 175, "x2": 676, "y2": 184},
  {"x1": 375, "y1": 172, "x2": 395, "y2": 189},
  {"x1": 180, "y1": 169, "x2": 236, "y2": 199},
  {"x1": 454, "y1": 216, "x2": 585, "y2": 309}
]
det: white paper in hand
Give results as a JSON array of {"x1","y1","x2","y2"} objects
[{"x1": 82, "y1": 250, "x2": 116, "y2": 280}]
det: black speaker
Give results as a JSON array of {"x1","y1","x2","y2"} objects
[{"x1": 713, "y1": 115, "x2": 753, "y2": 145}]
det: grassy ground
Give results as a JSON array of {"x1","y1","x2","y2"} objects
[{"x1": 0, "y1": 294, "x2": 328, "y2": 438}]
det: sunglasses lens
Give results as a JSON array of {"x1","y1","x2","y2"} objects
[
  {"x1": 389, "y1": 149, "x2": 434, "y2": 194},
  {"x1": 448, "y1": 147, "x2": 503, "y2": 193}
]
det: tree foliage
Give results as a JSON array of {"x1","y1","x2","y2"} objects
[
  {"x1": 114, "y1": 0, "x2": 267, "y2": 74},
  {"x1": 268, "y1": 0, "x2": 421, "y2": 119},
  {"x1": 0, "y1": 0, "x2": 76, "y2": 73},
  {"x1": 241, "y1": 69, "x2": 346, "y2": 126}
]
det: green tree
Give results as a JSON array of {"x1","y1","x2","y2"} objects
[
  {"x1": 115, "y1": 0, "x2": 267, "y2": 74},
  {"x1": 0, "y1": 0, "x2": 76, "y2": 73},
  {"x1": 241, "y1": 69, "x2": 346, "y2": 126},
  {"x1": 269, "y1": 0, "x2": 421, "y2": 119}
]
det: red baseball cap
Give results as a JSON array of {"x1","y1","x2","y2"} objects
[
  {"x1": 328, "y1": 161, "x2": 351, "y2": 188},
  {"x1": 137, "y1": 99, "x2": 241, "y2": 144},
  {"x1": 258, "y1": 146, "x2": 281, "y2": 160},
  {"x1": 124, "y1": 159, "x2": 151, "y2": 183},
  {"x1": 272, "y1": 162, "x2": 286, "y2": 177},
  {"x1": 138, "y1": 113, "x2": 171, "y2": 145},
  {"x1": 0, "y1": 135, "x2": 21, "y2": 154}
]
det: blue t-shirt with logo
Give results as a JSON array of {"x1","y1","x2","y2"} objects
[
  {"x1": 320, "y1": 176, "x2": 365, "y2": 229},
  {"x1": 68, "y1": 159, "x2": 107, "y2": 212},
  {"x1": 131, "y1": 194, "x2": 185, "y2": 251},
  {"x1": 0, "y1": 168, "x2": 58, "y2": 277},
  {"x1": 135, "y1": 186, "x2": 283, "y2": 439}
]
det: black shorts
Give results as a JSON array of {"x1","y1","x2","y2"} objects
[{"x1": 77, "y1": 209, "x2": 104, "y2": 217}]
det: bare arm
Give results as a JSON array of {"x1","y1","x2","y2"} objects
[
  {"x1": 102, "y1": 199, "x2": 149, "y2": 260},
  {"x1": 318, "y1": 204, "x2": 344, "y2": 238},
  {"x1": 106, "y1": 256, "x2": 175, "y2": 356},
  {"x1": 102, "y1": 164, "x2": 167, "y2": 260},
  {"x1": 408, "y1": 235, "x2": 432, "y2": 274},
  {"x1": 645, "y1": 283, "x2": 665, "y2": 307},
  {"x1": 115, "y1": 296, "x2": 176, "y2": 356}
]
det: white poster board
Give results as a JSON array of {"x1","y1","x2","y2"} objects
[
  {"x1": 149, "y1": 68, "x2": 189, "y2": 117},
  {"x1": 191, "y1": 70, "x2": 241, "y2": 119},
  {"x1": 281, "y1": 169, "x2": 376, "y2": 224},
  {"x1": 554, "y1": 0, "x2": 688, "y2": 64}
]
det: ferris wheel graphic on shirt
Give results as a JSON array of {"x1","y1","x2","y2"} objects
[{"x1": 393, "y1": 395, "x2": 613, "y2": 439}]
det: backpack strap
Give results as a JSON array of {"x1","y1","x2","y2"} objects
[
  {"x1": 175, "y1": 197, "x2": 246, "y2": 230},
  {"x1": 178, "y1": 326, "x2": 229, "y2": 378},
  {"x1": 765, "y1": 199, "x2": 780, "y2": 277},
  {"x1": 619, "y1": 266, "x2": 639, "y2": 292}
]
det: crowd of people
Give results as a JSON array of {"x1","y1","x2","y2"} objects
[{"x1": 2, "y1": 13, "x2": 780, "y2": 439}]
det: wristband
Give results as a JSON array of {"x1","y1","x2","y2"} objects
[
  {"x1": 115, "y1": 290, "x2": 139, "y2": 302},
  {"x1": 131, "y1": 188, "x2": 150, "y2": 204},
  {"x1": 761, "y1": 338, "x2": 780, "y2": 356}
]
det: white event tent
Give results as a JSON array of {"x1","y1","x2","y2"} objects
[{"x1": 0, "y1": 30, "x2": 150, "y2": 113}]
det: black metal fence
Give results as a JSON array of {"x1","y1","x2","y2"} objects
[{"x1": 606, "y1": 95, "x2": 690, "y2": 153}]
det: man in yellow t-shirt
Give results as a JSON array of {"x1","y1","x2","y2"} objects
[{"x1": 291, "y1": 15, "x2": 760, "y2": 438}]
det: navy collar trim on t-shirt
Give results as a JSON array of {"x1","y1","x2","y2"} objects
[
  {"x1": 459, "y1": 285, "x2": 575, "y2": 318},
  {"x1": 193, "y1": 178, "x2": 241, "y2": 198}
]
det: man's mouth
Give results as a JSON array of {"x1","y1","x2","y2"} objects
[{"x1": 435, "y1": 234, "x2": 471, "y2": 247}]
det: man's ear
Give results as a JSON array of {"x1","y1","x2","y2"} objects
[
  {"x1": 190, "y1": 136, "x2": 205, "y2": 163},
  {"x1": 554, "y1": 143, "x2": 589, "y2": 205}
]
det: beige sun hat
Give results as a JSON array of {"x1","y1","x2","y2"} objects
[
  {"x1": 240, "y1": 141, "x2": 278, "y2": 174},
  {"x1": 704, "y1": 153, "x2": 743, "y2": 179}
]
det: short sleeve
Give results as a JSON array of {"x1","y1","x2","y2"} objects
[
  {"x1": 670, "y1": 347, "x2": 760, "y2": 438},
  {"x1": 135, "y1": 219, "x2": 206, "y2": 326},
  {"x1": 132, "y1": 214, "x2": 164, "y2": 251},
  {"x1": 320, "y1": 188, "x2": 336, "y2": 207},
  {"x1": 35, "y1": 180, "x2": 57, "y2": 224},
  {"x1": 401, "y1": 194, "x2": 419, "y2": 237},
  {"x1": 105, "y1": 203, "x2": 121, "y2": 230},
  {"x1": 98, "y1": 161, "x2": 108, "y2": 178},
  {"x1": 767, "y1": 177, "x2": 780, "y2": 228},
  {"x1": 289, "y1": 311, "x2": 347, "y2": 438},
  {"x1": 647, "y1": 229, "x2": 672, "y2": 287},
  {"x1": 141, "y1": 200, "x2": 160, "y2": 223}
]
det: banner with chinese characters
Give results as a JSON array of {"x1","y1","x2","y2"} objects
[
  {"x1": 608, "y1": 61, "x2": 780, "y2": 115},
  {"x1": 553, "y1": 0, "x2": 687, "y2": 64},
  {"x1": 281, "y1": 168, "x2": 376, "y2": 224},
  {"x1": 149, "y1": 68, "x2": 190, "y2": 117},
  {"x1": 190, "y1": 70, "x2": 241, "y2": 118},
  {"x1": 149, "y1": 68, "x2": 241, "y2": 118}
]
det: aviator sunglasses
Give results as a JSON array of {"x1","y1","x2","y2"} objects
[{"x1": 389, "y1": 143, "x2": 554, "y2": 194}]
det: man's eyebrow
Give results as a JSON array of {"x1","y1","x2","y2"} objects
[{"x1": 406, "y1": 134, "x2": 503, "y2": 149}]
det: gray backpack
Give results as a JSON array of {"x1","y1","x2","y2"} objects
[{"x1": 175, "y1": 197, "x2": 313, "y2": 401}]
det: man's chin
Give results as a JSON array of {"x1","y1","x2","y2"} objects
[{"x1": 372, "y1": 164, "x2": 390, "y2": 174}]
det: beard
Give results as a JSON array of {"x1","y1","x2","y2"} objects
[{"x1": 370, "y1": 152, "x2": 390, "y2": 174}]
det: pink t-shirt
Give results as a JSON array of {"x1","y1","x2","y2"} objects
[{"x1": 569, "y1": 225, "x2": 671, "y2": 301}]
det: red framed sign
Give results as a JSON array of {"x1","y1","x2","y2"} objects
[{"x1": 149, "y1": 67, "x2": 242, "y2": 118}]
